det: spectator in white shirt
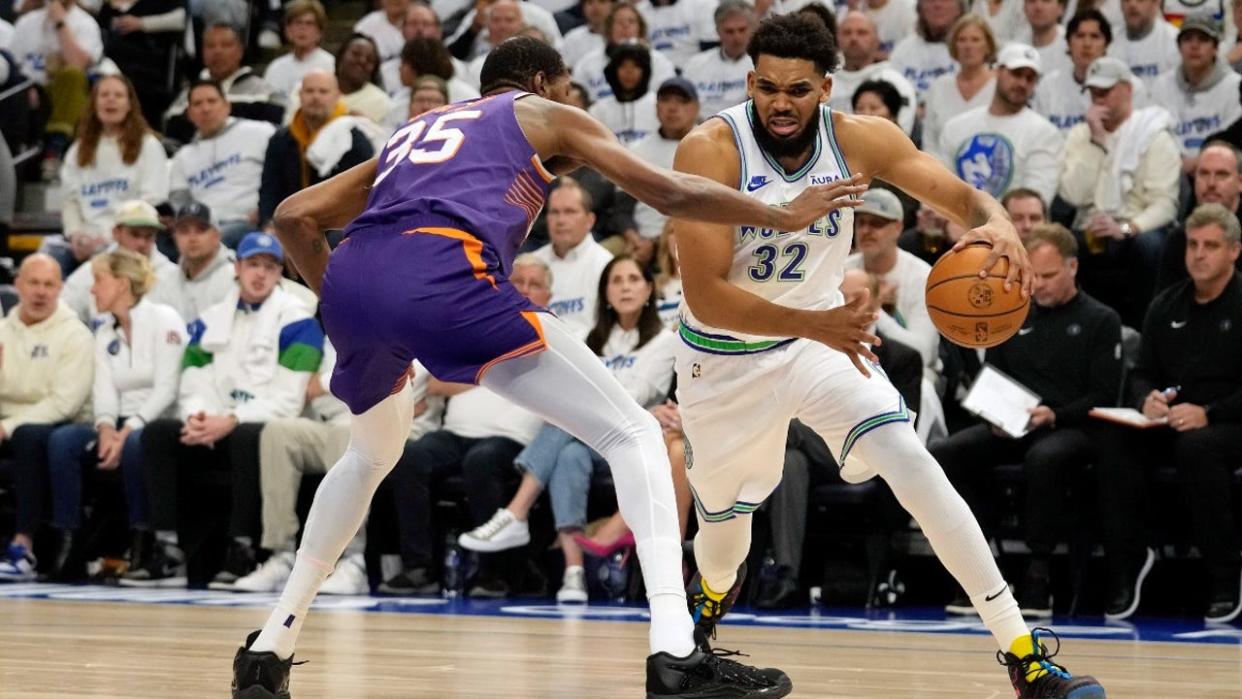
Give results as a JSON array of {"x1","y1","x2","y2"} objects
[
  {"x1": 1058, "y1": 55, "x2": 1179, "y2": 322},
  {"x1": 531, "y1": 178, "x2": 617, "y2": 338},
  {"x1": 589, "y1": 42, "x2": 659, "y2": 145},
  {"x1": 970, "y1": 0, "x2": 1023, "y2": 42},
  {"x1": 61, "y1": 200, "x2": 176, "y2": 323},
  {"x1": 1150, "y1": 15, "x2": 1242, "y2": 172},
  {"x1": 923, "y1": 13, "x2": 997, "y2": 157},
  {"x1": 573, "y1": 2, "x2": 676, "y2": 101},
  {"x1": 147, "y1": 202, "x2": 240, "y2": 324},
  {"x1": 448, "y1": 0, "x2": 563, "y2": 61},
  {"x1": 378, "y1": 2, "x2": 472, "y2": 92},
  {"x1": 862, "y1": 0, "x2": 918, "y2": 55},
  {"x1": 1014, "y1": 0, "x2": 1074, "y2": 77},
  {"x1": 638, "y1": 0, "x2": 710, "y2": 65},
  {"x1": 1108, "y1": 0, "x2": 1178, "y2": 86},
  {"x1": 562, "y1": 0, "x2": 614, "y2": 67},
  {"x1": 829, "y1": 11, "x2": 918, "y2": 135},
  {"x1": 939, "y1": 43, "x2": 1064, "y2": 205},
  {"x1": 169, "y1": 81, "x2": 277, "y2": 246},
  {"x1": 626, "y1": 78, "x2": 700, "y2": 243},
  {"x1": 1034, "y1": 8, "x2": 1118, "y2": 132},
  {"x1": 382, "y1": 38, "x2": 480, "y2": 129},
  {"x1": 264, "y1": 0, "x2": 336, "y2": 99},
  {"x1": 9, "y1": 0, "x2": 101, "y2": 87},
  {"x1": 55, "y1": 74, "x2": 168, "y2": 278},
  {"x1": 683, "y1": 0, "x2": 754, "y2": 118},
  {"x1": 45, "y1": 248, "x2": 187, "y2": 581},
  {"x1": 464, "y1": 0, "x2": 526, "y2": 84},
  {"x1": 354, "y1": 0, "x2": 411, "y2": 60},
  {"x1": 890, "y1": 0, "x2": 965, "y2": 96}
]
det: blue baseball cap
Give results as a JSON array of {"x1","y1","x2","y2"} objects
[{"x1": 237, "y1": 232, "x2": 284, "y2": 263}]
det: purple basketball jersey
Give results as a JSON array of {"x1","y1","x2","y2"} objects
[{"x1": 344, "y1": 91, "x2": 554, "y2": 273}]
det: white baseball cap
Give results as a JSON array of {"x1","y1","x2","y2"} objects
[{"x1": 997, "y1": 42, "x2": 1042, "y2": 76}]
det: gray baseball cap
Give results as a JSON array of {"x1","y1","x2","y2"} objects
[
  {"x1": 855, "y1": 188, "x2": 904, "y2": 222},
  {"x1": 1082, "y1": 56, "x2": 1133, "y2": 90},
  {"x1": 1178, "y1": 15, "x2": 1222, "y2": 43}
]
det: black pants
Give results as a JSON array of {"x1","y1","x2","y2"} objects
[
  {"x1": 1095, "y1": 422, "x2": 1242, "y2": 576},
  {"x1": 7, "y1": 423, "x2": 62, "y2": 537},
  {"x1": 931, "y1": 423, "x2": 1094, "y2": 558},
  {"x1": 767, "y1": 421, "x2": 835, "y2": 576},
  {"x1": 389, "y1": 430, "x2": 523, "y2": 569},
  {"x1": 142, "y1": 419, "x2": 265, "y2": 539}
]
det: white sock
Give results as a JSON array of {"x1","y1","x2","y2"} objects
[{"x1": 648, "y1": 591, "x2": 696, "y2": 658}]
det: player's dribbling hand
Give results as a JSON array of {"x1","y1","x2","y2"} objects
[
  {"x1": 953, "y1": 222, "x2": 1032, "y2": 299},
  {"x1": 806, "y1": 290, "x2": 881, "y2": 377},
  {"x1": 780, "y1": 173, "x2": 867, "y2": 232}
]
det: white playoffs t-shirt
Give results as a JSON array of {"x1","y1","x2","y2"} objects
[
  {"x1": 169, "y1": 118, "x2": 277, "y2": 224},
  {"x1": 1149, "y1": 66, "x2": 1242, "y2": 158},
  {"x1": 938, "y1": 106, "x2": 1064, "y2": 205},
  {"x1": 888, "y1": 35, "x2": 956, "y2": 98},
  {"x1": 1108, "y1": 20, "x2": 1180, "y2": 87},
  {"x1": 683, "y1": 48, "x2": 752, "y2": 118},
  {"x1": 9, "y1": 6, "x2": 103, "y2": 85},
  {"x1": 531, "y1": 237, "x2": 616, "y2": 339}
]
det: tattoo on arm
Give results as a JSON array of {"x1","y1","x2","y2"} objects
[{"x1": 311, "y1": 238, "x2": 324, "y2": 253}]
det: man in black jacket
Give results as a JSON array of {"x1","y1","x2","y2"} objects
[
  {"x1": 933, "y1": 224, "x2": 1122, "y2": 619},
  {"x1": 257, "y1": 70, "x2": 374, "y2": 227},
  {"x1": 1094, "y1": 202, "x2": 1242, "y2": 624}
]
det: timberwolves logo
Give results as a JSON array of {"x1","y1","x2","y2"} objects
[
  {"x1": 955, "y1": 133, "x2": 1016, "y2": 197},
  {"x1": 968, "y1": 282, "x2": 993, "y2": 308}
]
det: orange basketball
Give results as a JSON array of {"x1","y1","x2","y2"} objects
[{"x1": 925, "y1": 242, "x2": 1029, "y2": 348}]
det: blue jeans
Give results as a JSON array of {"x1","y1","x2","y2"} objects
[
  {"x1": 47, "y1": 423, "x2": 149, "y2": 530},
  {"x1": 515, "y1": 424, "x2": 603, "y2": 531}
]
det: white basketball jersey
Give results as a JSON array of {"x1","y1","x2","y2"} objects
[{"x1": 679, "y1": 101, "x2": 855, "y2": 354}]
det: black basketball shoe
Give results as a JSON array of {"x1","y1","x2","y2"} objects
[
  {"x1": 999, "y1": 628, "x2": 1106, "y2": 698},
  {"x1": 687, "y1": 562, "x2": 747, "y2": 650},
  {"x1": 232, "y1": 630, "x2": 300, "y2": 699},
  {"x1": 646, "y1": 647, "x2": 792, "y2": 698}
]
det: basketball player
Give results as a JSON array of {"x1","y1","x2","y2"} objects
[
  {"x1": 230, "y1": 37, "x2": 870, "y2": 698},
  {"x1": 672, "y1": 15, "x2": 1107, "y2": 699}
]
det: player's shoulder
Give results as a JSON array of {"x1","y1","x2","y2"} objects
[{"x1": 680, "y1": 117, "x2": 737, "y2": 154}]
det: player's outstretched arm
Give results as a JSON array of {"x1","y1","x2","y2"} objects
[
  {"x1": 543, "y1": 102, "x2": 862, "y2": 231},
  {"x1": 271, "y1": 157, "x2": 379, "y2": 295},
  {"x1": 841, "y1": 114, "x2": 1032, "y2": 297},
  {"x1": 669, "y1": 130, "x2": 881, "y2": 376}
]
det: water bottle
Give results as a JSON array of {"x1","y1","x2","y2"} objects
[{"x1": 442, "y1": 535, "x2": 464, "y2": 599}]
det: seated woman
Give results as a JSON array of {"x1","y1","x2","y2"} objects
[
  {"x1": 44, "y1": 248, "x2": 187, "y2": 580},
  {"x1": 457, "y1": 256, "x2": 686, "y2": 603}
]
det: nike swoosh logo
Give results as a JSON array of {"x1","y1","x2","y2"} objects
[
  {"x1": 1017, "y1": 327, "x2": 1034, "y2": 336},
  {"x1": 985, "y1": 590, "x2": 1004, "y2": 602},
  {"x1": 1171, "y1": 320, "x2": 1187, "y2": 329},
  {"x1": 746, "y1": 177, "x2": 771, "y2": 192}
]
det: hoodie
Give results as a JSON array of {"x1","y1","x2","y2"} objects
[
  {"x1": 0, "y1": 302, "x2": 94, "y2": 434},
  {"x1": 1150, "y1": 58, "x2": 1242, "y2": 157},
  {"x1": 590, "y1": 44, "x2": 659, "y2": 145},
  {"x1": 147, "y1": 243, "x2": 238, "y2": 323}
]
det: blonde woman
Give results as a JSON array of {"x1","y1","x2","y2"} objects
[
  {"x1": 45, "y1": 249, "x2": 187, "y2": 581},
  {"x1": 922, "y1": 13, "x2": 997, "y2": 154}
]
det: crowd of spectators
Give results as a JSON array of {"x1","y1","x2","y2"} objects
[{"x1": 0, "y1": 0, "x2": 1241, "y2": 625}]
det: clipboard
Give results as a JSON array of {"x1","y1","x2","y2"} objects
[{"x1": 962, "y1": 364, "x2": 1042, "y2": 439}]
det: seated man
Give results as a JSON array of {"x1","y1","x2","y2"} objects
[
  {"x1": 60, "y1": 200, "x2": 176, "y2": 322},
  {"x1": 123, "y1": 234, "x2": 323, "y2": 588},
  {"x1": 933, "y1": 224, "x2": 1122, "y2": 618},
  {"x1": 169, "y1": 81, "x2": 277, "y2": 247},
  {"x1": 757, "y1": 269, "x2": 923, "y2": 609},
  {"x1": 1002, "y1": 188, "x2": 1048, "y2": 244},
  {"x1": 233, "y1": 341, "x2": 443, "y2": 595},
  {"x1": 0, "y1": 255, "x2": 94, "y2": 581},
  {"x1": 530, "y1": 178, "x2": 616, "y2": 338},
  {"x1": 147, "y1": 203, "x2": 240, "y2": 324},
  {"x1": 1160, "y1": 140, "x2": 1242, "y2": 290},
  {"x1": 1057, "y1": 56, "x2": 1179, "y2": 326},
  {"x1": 1093, "y1": 203, "x2": 1242, "y2": 624},
  {"x1": 164, "y1": 23, "x2": 285, "y2": 146}
]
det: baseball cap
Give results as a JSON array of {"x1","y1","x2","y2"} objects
[
  {"x1": 114, "y1": 200, "x2": 161, "y2": 228},
  {"x1": 657, "y1": 77, "x2": 699, "y2": 102},
  {"x1": 997, "y1": 42, "x2": 1042, "y2": 76},
  {"x1": 1178, "y1": 15, "x2": 1222, "y2": 43},
  {"x1": 854, "y1": 188, "x2": 904, "y2": 222},
  {"x1": 174, "y1": 201, "x2": 214, "y2": 228},
  {"x1": 237, "y1": 232, "x2": 284, "y2": 263},
  {"x1": 1082, "y1": 56, "x2": 1134, "y2": 90}
]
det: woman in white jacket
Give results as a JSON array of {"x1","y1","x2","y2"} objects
[
  {"x1": 45, "y1": 249, "x2": 187, "y2": 580},
  {"x1": 53, "y1": 74, "x2": 168, "y2": 277},
  {"x1": 457, "y1": 256, "x2": 685, "y2": 603}
]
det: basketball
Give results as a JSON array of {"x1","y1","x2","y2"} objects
[{"x1": 925, "y1": 242, "x2": 1029, "y2": 348}]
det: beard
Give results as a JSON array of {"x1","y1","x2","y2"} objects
[{"x1": 751, "y1": 109, "x2": 818, "y2": 164}]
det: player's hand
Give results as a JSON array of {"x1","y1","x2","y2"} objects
[
  {"x1": 779, "y1": 174, "x2": 867, "y2": 232},
  {"x1": 804, "y1": 290, "x2": 880, "y2": 377},
  {"x1": 953, "y1": 221, "x2": 1032, "y2": 298}
]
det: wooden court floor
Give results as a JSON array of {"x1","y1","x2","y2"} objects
[{"x1": 1, "y1": 599, "x2": 1239, "y2": 698}]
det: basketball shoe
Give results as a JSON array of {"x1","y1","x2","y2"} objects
[
  {"x1": 646, "y1": 647, "x2": 792, "y2": 698},
  {"x1": 999, "y1": 628, "x2": 1106, "y2": 698},
  {"x1": 687, "y1": 562, "x2": 747, "y2": 650},
  {"x1": 232, "y1": 630, "x2": 299, "y2": 699}
]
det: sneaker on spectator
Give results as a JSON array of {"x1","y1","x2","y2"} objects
[
  {"x1": 376, "y1": 566, "x2": 440, "y2": 596},
  {"x1": 1205, "y1": 564, "x2": 1242, "y2": 624},
  {"x1": 944, "y1": 588, "x2": 977, "y2": 616},
  {"x1": 556, "y1": 565, "x2": 588, "y2": 604},
  {"x1": 469, "y1": 576, "x2": 511, "y2": 599},
  {"x1": 209, "y1": 540, "x2": 258, "y2": 591},
  {"x1": 320, "y1": 553, "x2": 369, "y2": 595},
  {"x1": 458, "y1": 509, "x2": 530, "y2": 553},
  {"x1": 233, "y1": 551, "x2": 296, "y2": 593},
  {"x1": 1104, "y1": 547, "x2": 1155, "y2": 621},
  {"x1": 119, "y1": 542, "x2": 186, "y2": 588},
  {"x1": 0, "y1": 543, "x2": 37, "y2": 582}
]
